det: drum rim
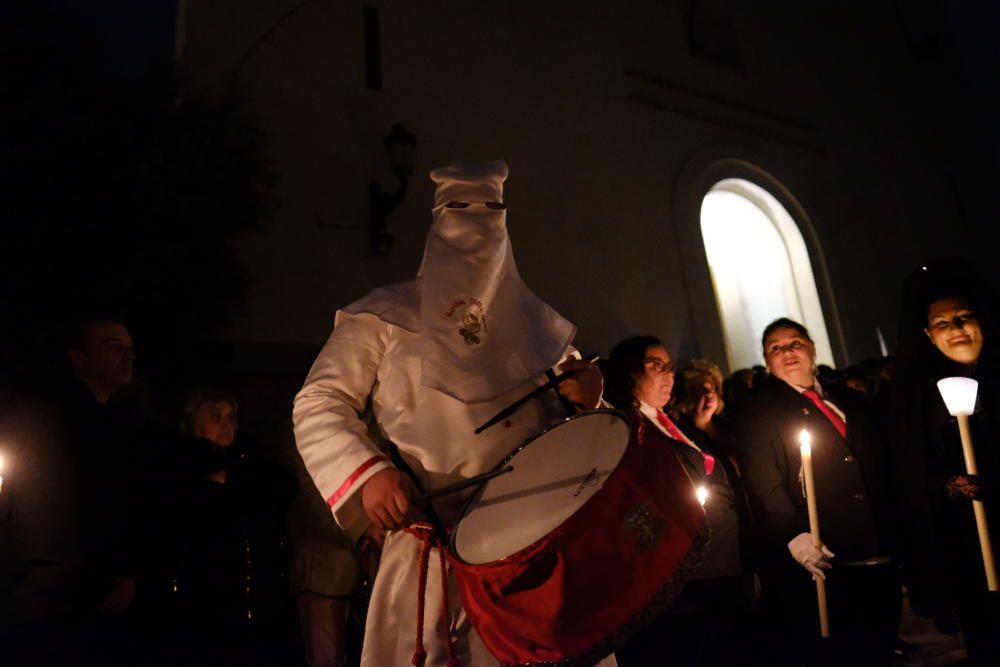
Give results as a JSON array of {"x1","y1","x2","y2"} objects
[{"x1": 449, "y1": 407, "x2": 631, "y2": 566}]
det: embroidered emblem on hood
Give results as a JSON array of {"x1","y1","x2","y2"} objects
[
  {"x1": 445, "y1": 298, "x2": 488, "y2": 346},
  {"x1": 460, "y1": 312, "x2": 481, "y2": 345}
]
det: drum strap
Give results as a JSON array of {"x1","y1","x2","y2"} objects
[{"x1": 403, "y1": 523, "x2": 458, "y2": 667}]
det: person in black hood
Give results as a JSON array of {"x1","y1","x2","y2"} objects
[{"x1": 890, "y1": 259, "x2": 1000, "y2": 664}]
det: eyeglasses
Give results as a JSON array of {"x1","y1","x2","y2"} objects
[
  {"x1": 445, "y1": 201, "x2": 507, "y2": 210},
  {"x1": 765, "y1": 340, "x2": 808, "y2": 357},
  {"x1": 643, "y1": 358, "x2": 675, "y2": 374}
]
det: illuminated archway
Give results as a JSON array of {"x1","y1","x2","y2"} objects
[{"x1": 700, "y1": 178, "x2": 834, "y2": 370}]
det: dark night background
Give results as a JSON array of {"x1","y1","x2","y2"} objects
[
  {"x1": 2, "y1": 3, "x2": 1000, "y2": 665},
  {"x1": 3, "y1": 1, "x2": 281, "y2": 427},
  {"x1": 3, "y1": 0, "x2": 1000, "y2": 439}
]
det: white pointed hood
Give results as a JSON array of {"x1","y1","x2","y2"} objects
[{"x1": 340, "y1": 160, "x2": 576, "y2": 403}]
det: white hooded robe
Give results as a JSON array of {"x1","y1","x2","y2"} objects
[{"x1": 293, "y1": 161, "x2": 615, "y2": 666}]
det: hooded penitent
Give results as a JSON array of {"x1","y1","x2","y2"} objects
[{"x1": 342, "y1": 160, "x2": 576, "y2": 403}]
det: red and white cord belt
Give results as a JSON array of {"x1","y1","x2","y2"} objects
[{"x1": 402, "y1": 522, "x2": 458, "y2": 667}]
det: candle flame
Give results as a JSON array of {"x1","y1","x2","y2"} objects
[
  {"x1": 696, "y1": 485, "x2": 709, "y2": 507},
  {"x1": 799, "y1": 429, "x2": 812, "y2": 455}
]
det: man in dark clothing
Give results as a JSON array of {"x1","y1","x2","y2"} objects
[
  {"x1": 1, "y1": 315, "x2": 152, "y2": 665},
  {"x1": 737, "y1": 318, "x2": 899, "y2": 666}
]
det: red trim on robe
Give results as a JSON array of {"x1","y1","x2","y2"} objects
[{"x1": 327, "y1": 455, "x2": 388, "y2": 507}]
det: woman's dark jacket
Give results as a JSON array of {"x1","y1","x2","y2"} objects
[{"x1": 162, "y1": 436, "x2": 295, "y2": 631}]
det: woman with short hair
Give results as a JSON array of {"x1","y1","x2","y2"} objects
[
  {"x1": 165, "y1": 387, "x2": 295, "y2": 665},
  {"x1": 671, "y1": 359, "x2": 726, "y2": 441}
]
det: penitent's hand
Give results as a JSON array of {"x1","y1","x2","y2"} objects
[
  {"x1": 361, "y1": 468, "x2": 419, "y2": 530},
  {"x1": 557, "y1": 357, "x2": 603, "y2": 410}
]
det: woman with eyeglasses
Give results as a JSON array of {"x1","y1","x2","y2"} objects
[
  {"x1": 890, "y1": 260, "x2": 1000, "y2": 664},
  {"x1": 605, "y1": 336, "x2": 750, "y2": 667},
  {"x1": 735, "y1": 318, "x2": 899, "y2": 666}
]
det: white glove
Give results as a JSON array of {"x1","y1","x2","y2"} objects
[{"x1": 788, "y1": 532, "x2": 834, "y2": 580}]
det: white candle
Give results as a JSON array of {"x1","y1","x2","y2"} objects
[
  {"x1": 799, "y1": 428, "x2": 811, "y2": 457},
  {"x1": 799, "y1": 429, "x2": 819, "y2": 549},
  {"x1": 799, "y1": 428, "x2": 829, "y2": 637},
  {"x1": 937, "y1": 378, "x2": 998, "y2": 591}
]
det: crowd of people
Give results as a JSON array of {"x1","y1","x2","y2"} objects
[
  {"x1": 1, "y1": 159, "x2": 998, "y2": 667},
  {"x1": 598, "y1": 258, "x2": 1000, "y2": 667},
  {"x1": 0, "y1": 316, "x2": 369, "y2": 666}
]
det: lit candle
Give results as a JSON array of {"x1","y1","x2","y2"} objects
[
  {"x1": 937, "y1": 378, "x2": 998, "y2": 591},
  {"x1": 696, "y1": 485, "x2": 709, "y2": 507},
  {"x1": 799, "y1": 428, "x2": 830, "y2": 638},
  {"x1": 0, "y1": 452, "x2": 5, "y2": 494}
]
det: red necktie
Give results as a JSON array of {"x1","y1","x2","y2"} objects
[
  {"x1": 655, "y1": 410, "x2": 715, "y2": 475},
  {"x1": 802, "y1": 389, "x2": 847, "y2": 439}
]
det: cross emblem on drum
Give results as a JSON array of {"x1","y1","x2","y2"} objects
[{"x1": 623, "y1": 501, "x2": 666, "y2": 550}]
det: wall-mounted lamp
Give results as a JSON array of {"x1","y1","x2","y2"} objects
[{"x1": 370, "y1": 123, "x2": 417, "y2": 254}]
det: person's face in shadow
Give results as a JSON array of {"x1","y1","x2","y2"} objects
[
  {"x1": 844, "y1": 376, "x2": 868, "y2": 396},
  {"x1": 68, "y1": 321, "x2": 134, "y2": 402},
  {"x1": 192, "y1": 401, "x2": 238, "y2": 447},
  {"x1": 925, "y1": 296, "x2": 983, "y2": 365},
  {"x1": 694, "y1": 380, "x2": 721, "y2": 415}
]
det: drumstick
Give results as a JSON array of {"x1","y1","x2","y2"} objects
[
  {"x1": 475, "y1": 353, "x2": 601, "y2": 434},
  {"x1": 413, "y1": 466, "x2": 514, "y2": 504}
]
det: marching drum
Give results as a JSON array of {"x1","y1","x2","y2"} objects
[
  {"x1": 449, "y1": 409, "x2": 707, "y2": 667},
  {"x1": 453, "y1": 409, "x2": 631, "y2": 565}
]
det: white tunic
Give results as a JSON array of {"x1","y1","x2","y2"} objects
[{"x1": 294, "y1": 311, "x2": 616, "y2": 666}]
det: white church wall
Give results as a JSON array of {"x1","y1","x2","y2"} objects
[{"x1": 181, "y1": 0, "x2": 996, "y2": 368}]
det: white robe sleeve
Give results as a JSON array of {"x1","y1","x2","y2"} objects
[{"x1": 293, "y1": 312, "x2": 393, "y2": 537}]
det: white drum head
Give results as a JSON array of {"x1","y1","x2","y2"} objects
[{"x1": 452, "y1": 410, "x2": 630, "y2": 565}]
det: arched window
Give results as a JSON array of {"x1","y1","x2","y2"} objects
[{"x1": 699, "y1": 178, "x2": 834, "y2": 370}]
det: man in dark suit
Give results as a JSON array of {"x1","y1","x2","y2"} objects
[
  {"x1": 1, "y1": 314, "x2": 153, "y2": 665},
  {"x1": 737, "y1": 318, "x2": 899, "y2": 666}
]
